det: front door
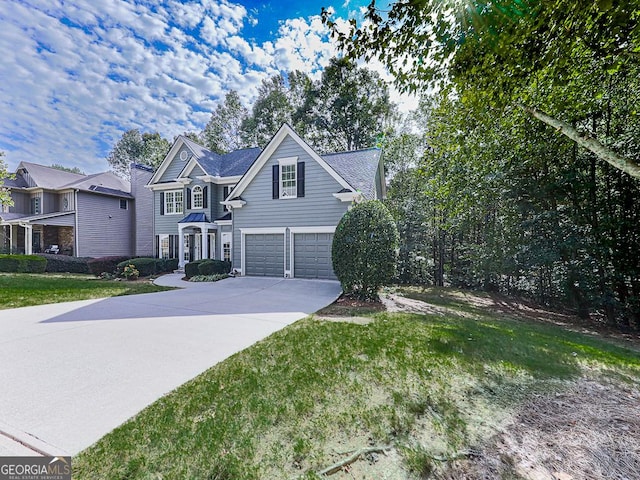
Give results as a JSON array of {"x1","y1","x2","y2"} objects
[{"x1": 32, "y1": 231, "x2": 42, "y2": 254}]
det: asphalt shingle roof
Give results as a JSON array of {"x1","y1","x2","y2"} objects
[
  {"x1": 322, "y1": 148, "x2": 382, "y2": 199},
  {"x1": 178, "y1": 136, "x2": 261, "y2": 178}
]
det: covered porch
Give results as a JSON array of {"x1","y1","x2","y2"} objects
[
  {"x1": 0, "y1": 212, "x2": 75, "y2": 255},
  {"x1": 177, "y1": 213, "x2": 217, "y2": 268}
]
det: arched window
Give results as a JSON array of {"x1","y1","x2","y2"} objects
[{"x1": 192, "y1": 185, "x2": 203, "y2": 209}]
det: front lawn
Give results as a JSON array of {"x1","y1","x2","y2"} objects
[
  {"x1": 73, "y1": 289, "x2": 640, "y2": 479},
  {"x1": 0, "y1": 273, "x2": 174, "y2": 309}
]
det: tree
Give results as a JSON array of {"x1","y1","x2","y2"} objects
[
  {"x1": 295, "y1": 57, "x2": 395, "y2": 153},
  {"x1": 50, "y1": 164, "x2": 84, "y2": 174},
  {"x1": 202, "y1": 90, "x2": 249, "y2": 153},
  {"x1": 107, "y1": 130, "x2": 170, "y2": 177},
  {"x1": 242, "y1": 74, "x2": 296, "y2": 148},
  {"x1": 332, "y1": 200, "x2": 399, "y2": 300},
  {"x1": 323, "y1": 1, "x2": 640, "y2": 178},
  {"x1": 0, "y1": 151, "x2": 13, "y2": 209}
]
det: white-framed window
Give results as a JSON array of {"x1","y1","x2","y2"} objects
[
  {"x1": 164, "y1": 190, "x2": 183, "y2": 215},
  {"x1": 159, "y1": 234, "x2": 170, "y2": 259},
  {"x1": 221, "y1": 232, "x2": 232, "y2": 262},
  {"x1": 192, "y1": 185, "x2": 203, "y2": 209},
  {"x1": 222, "y1": 184, "x2": 235, "y2": 211},
  {"x1": 279, "y1": 157, "x2": 297, "y2": 198}
]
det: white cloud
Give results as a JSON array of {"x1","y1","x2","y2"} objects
[{"x1": 0, "y1": 0, "x2": 412, "y2": 174}]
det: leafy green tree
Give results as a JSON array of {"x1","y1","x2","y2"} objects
[
  {"x1": 332, "y1": 200, "x2": 399, "y2": 300},
  {"x1": 202, "y1": 90, "x2": 249, "y2": 153},
  {"x1": 323, "y1": 0, "x2": 640, "y2": 178},
  {"x1": 0, "y1": 151, "x2": 14, "y2": 209},
  {"x1": 295, "y1": 57, "x2": 394, "y2": 152},
  {"x1": 50, "y1": 164, "x2": 84, "y2": 174},
  {"x1": 107, "y1": 130, "x2": 170, "y2": 177}
]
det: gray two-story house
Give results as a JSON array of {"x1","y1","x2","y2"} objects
[
  {"x1": 0, "y1": 162, "x2": 143, "y2": 257},
  {"x1": 149, "y1": 124, "x2": 385, "y2": 280}
]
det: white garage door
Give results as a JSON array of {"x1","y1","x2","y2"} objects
[
  {"x1": 245, "y1": 234, "x2": 284, "y2": 277},
  {"x1": 294, "y1": 233, "x2": 337, "y2": 280}
]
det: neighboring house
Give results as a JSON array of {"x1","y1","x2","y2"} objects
[
  {"x1": 148, "y1": 123, "x2": 385, "y2": 280},
  {"x1": 0, "y1": 162, "x2": 139, "y2": 257}
]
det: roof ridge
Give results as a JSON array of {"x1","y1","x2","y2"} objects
[{"x1": 322, "y1": 146, "x2": 381, "y2": 157}]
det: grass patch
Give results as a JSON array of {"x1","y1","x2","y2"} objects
[
  {"x1": 0, "y1": 273, "x2": 174, "y2": 309},
  {"x1": 73, "y1": 304, "x2": 640, "y2": 479}
]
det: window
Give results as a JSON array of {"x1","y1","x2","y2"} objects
[
  {"x1": 192, "y1": 185, "x2": 203, "y2": 209},
  {"x1": 280, "y1": 159, "x2": 297, "y2": 198},
  {"x1": 164, "y1": 190, "x2": 183, "y2": 215},
  {"x1": 157, "y1": 234, "x2": 179, "y2": 259},
  {"x1": 222, "y1": 232, "x2": 232, "y2": 262},
  {"x1": 119, "y1": 199, "x2": 128, "y2": 210},
  {"x1": 222, "y1": 184, "x2": 235, "y2": 211},
  {"x1": 31, "y1": 196, "x2": 41, "y2": 215}
]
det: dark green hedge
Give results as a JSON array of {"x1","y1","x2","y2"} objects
[
  {"x1": 332, "y1": 200, "x2": 399, "y2": 300},
  {"x1": 38, "y1": 254, "x2": 91, "y2": 273},
  {"x1": 0, "y1": 254, "x2": 47, "y2": 273},
  {"x1": 88, "y1": 256, "x2": 133, "y2": 275},
  {"x1": 185, "y1": 259, "x2": 231, "y2": 279},
  {"x1": 116, "y1": 258, "x2": 179, "y2": 277}
]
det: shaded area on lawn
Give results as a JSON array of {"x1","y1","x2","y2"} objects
[
  {"x1": 73, "y1": 310, "x2": 640, "y2": 480},
  {"x1": 0, "y1": 273, "x2": 173, "y2": 310}
]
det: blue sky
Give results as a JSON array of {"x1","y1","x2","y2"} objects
[{"x1": 0, "y1": 0, "x2": 402, "y2": 174}]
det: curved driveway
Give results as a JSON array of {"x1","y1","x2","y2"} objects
[{"x1": 0, "y1": 275, "x2": 340, "y2": 456}]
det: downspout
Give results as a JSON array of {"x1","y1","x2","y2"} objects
[{"x1": 74, "y1": 189, "x2": 79, "y2": 256}]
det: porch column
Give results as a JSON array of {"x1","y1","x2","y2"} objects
[
  {"x1": 178, "y1": 224, "x2": 186, "y2": 269},
  {"x1": 23, "y1": 224, "x2": 33, "y2": 255},
  {"x1": 201, "y1": 226, "x2": 209, "y2": 260}
]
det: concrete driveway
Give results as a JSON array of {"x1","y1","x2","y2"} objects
[{"x1": 0, "y1": 275, "x2": 340, "y2": 456}]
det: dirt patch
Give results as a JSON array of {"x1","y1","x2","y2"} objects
[
  {"x1": 441, "y1": 379, "x2": 640, "y2": 480},
  {"x1": 316, "y1": 294, "x2": 386, "y2": 317}
]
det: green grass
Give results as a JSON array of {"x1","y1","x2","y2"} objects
[
  {"x1": 0, "y1": 273, "x2": 174, "y2": 309},
  {"x1": 73, "y1": 302, "x2": 640, "y2": 479}
]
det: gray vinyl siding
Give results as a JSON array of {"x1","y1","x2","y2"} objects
[
  {"x1": 233, "y1": 135, "x2": 349, "y2": 270},
  {"x1": 9, "y1": 191, "x2": 29, "y2": 214},
  {"x1": 39, "y1": 214, "x2": 75, "y2": 227},
  {"x1": 157, "y1": 145, "x2": 192, "y2": 182},
  {"x1": 154, "y1": 189, "x2": 184, "y2": 234},
  {"x1": 76, "y1": 192, "x2": 134, "y2": 257},
  {"x1": 43, "y1": 192, "x2": 58, "y2": 213},
  {"x1": 131, "y1": 166, "x2": 154, "y2": 256}
]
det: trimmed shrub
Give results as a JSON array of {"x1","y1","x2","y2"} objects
[
  {"x1": 115, "y1": 257, "x2": 179, "y2": 277},
  {"x1": 332, "y1": 200, "x2": 399, "y2": 300},
  {"x1": 116, "y1": 258, "x2": 156, "y2": 277},
  {"x1": 189, "y1": 274, "x2": 229, "y2": 282},
  {"x1": 198, "y1": 259, "x2": 231, "y2": 276},
  {"x1": 88, "y1": 256, "x2": 132, "y2": 276},
  {"x1": 0, "y1": 254, "x2": 47, "y2": 273},
  {"x1": 184, "y1": 259, "x2": 205, "y2": 279},
  {"x1": 38, "y1": 254, "x2": 91, "y2": 273}
]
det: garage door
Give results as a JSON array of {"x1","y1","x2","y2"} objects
[
  {"x1": 245, "y1": 234, "x2": 284, "y2": 277},
  {"x1": 294, "y1": 233, "x2": 337, "y2": 280}
]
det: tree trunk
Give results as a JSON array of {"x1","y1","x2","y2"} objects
[{"x1": 519, "y1": 104, "x2": 640, "y2": 179}]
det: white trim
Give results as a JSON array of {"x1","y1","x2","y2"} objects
[
  {"x1": 278, "y1": 157, "x2": 298, "y2": 199},
  {"x1": 240, "y1": 228, "x2": 287, "y2": 277},
  {"x1": 278, "y1": 156, "x2": 298, "y2": 165},
  {"x1": 176, "y1": 177, "x2": 192, "y2": 185},
  {"x1": 289, "y1": 227, "x2": 336, "y2": 278},
  {"x1": 230, "y1": 124, "x2": 353, "y2": 199},
  {"x1": 148, "y1": 137, "x2": 192, "y2": 185},
  {"x1": 147, "y1": 182, "x2": 184, "y2": 191},
  {"x1": 333, "y1": 191, "x2": 362, "y2": 203},
  {"x1": 163, "y1": 189, "x2": 184, "y2": 215},
  {"x1": 214, "y1": 220, "x2": 232, "y2": 226},
  {"x1": 289, "y1": 226, "x2": 336, "y2": 234},
  {"x1": 177, "y1": 157, "x2": 202, "y2": 180},
  {"x1": 196, "y1": 175, "x2": 243, "y2": 184},
  {"x1": 222, "y1": 199, "x2": 246, "y2": 209},
  {"x1": 191, "y1": 185, "x2": 204, "y2": 209},
  {"x1": 179, "y1": 150, "x2": 190, "y2": 161},
  {"x1": 220, "y1": 232, "x2": 232, "y2": 262}
]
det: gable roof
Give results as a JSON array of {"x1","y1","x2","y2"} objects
[
  {"x1": 150, "y1": 136, "x2": 261, "y2": 184},
  {"x1": 17, "y1": 162, "x2": 86, "y2": 189},
  {"x1": 322, "y1": 148, "x2": 382, "y2": 200},
  {"x1": 230, "y1": 123, "x2": 353, "y2": 199}
]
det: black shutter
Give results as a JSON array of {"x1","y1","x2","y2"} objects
[
  {"x1": 160, "y1": 192, "x2": 165, "y2": 215},
  {"x1": 297, "y1": 162, "x2": 305, "y2": 198},
  {"x1": 272, "y1": 164, "x2": 279, "y2": 199},
  {"x1": 155, "y1": 236, "x2": 159, "y2": 258},
  {"x1": 203, "y1": 186, "x2": 208, "y2": 208},
  {"x1": 186, "y1": 188, "x2": 191, "y2": 210}
]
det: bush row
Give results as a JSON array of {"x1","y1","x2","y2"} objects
[
  {"x1": 116, "y1": 258, "x2": 179, "y2": 277},
  {"x1": 0, "y1": 254, "x2": 47, "y2": 273},
  {"x1": 185, "y1": 259, "x2": 231, "y2": 279},
  {"x1": 38, "y1": 254, "x2": 91, "y2": 273}
]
